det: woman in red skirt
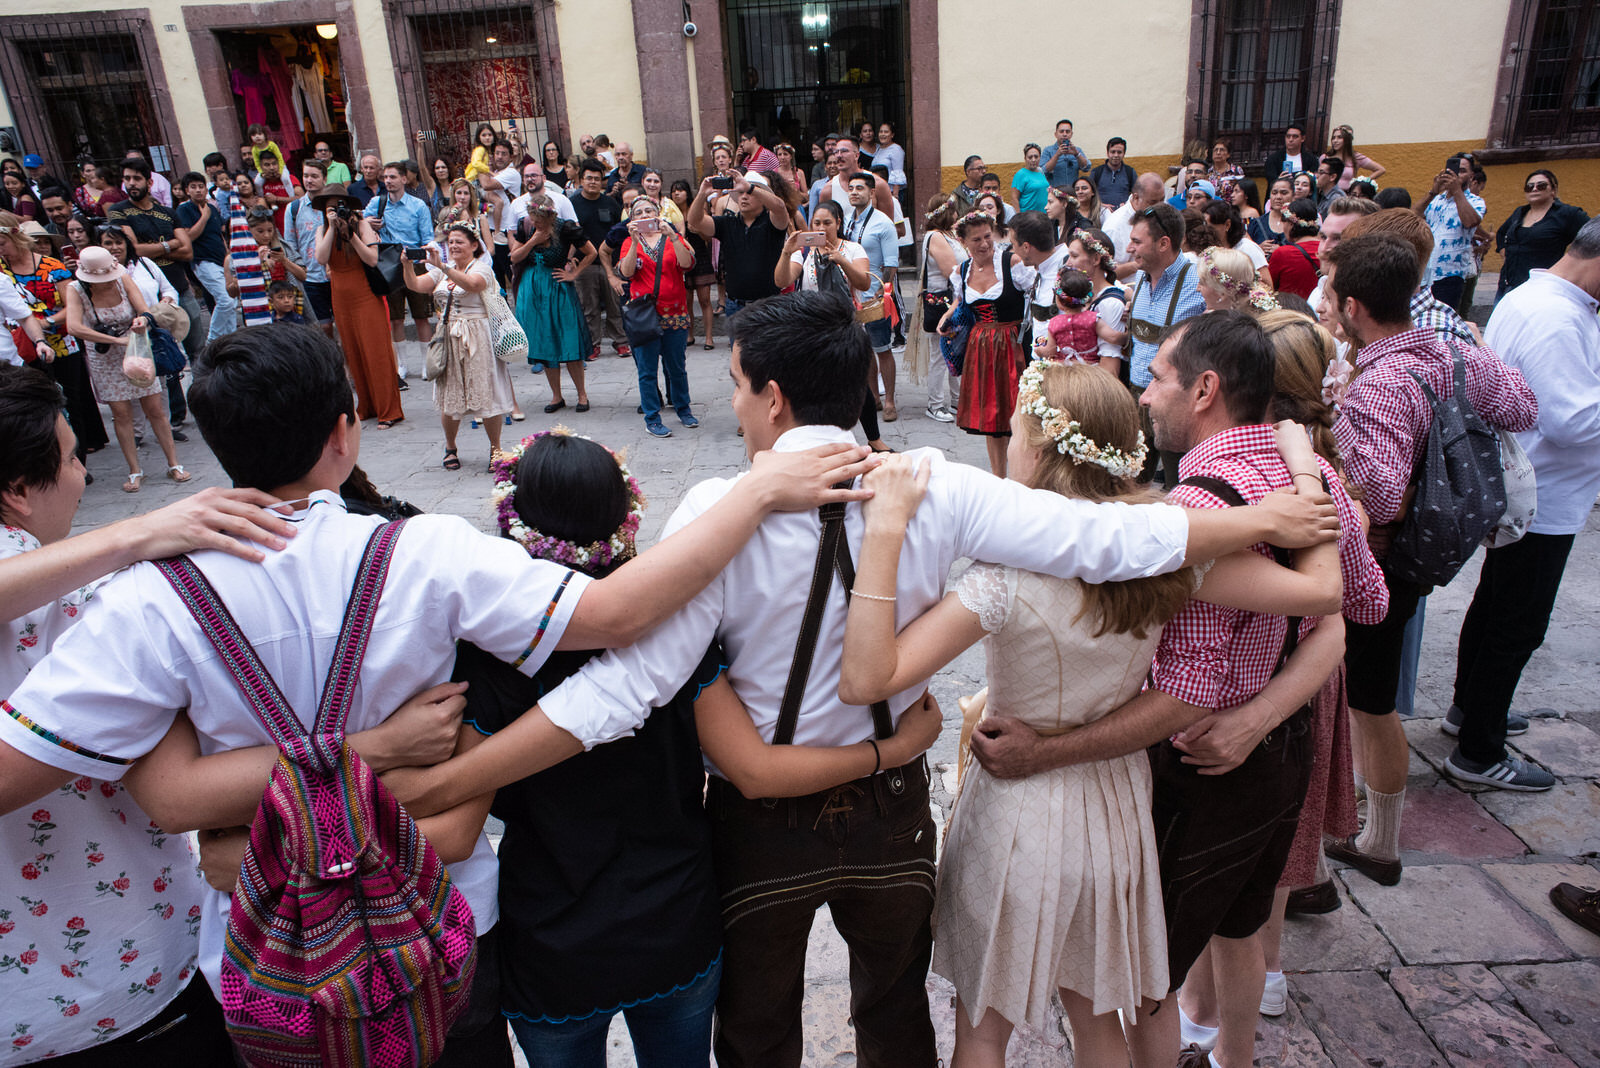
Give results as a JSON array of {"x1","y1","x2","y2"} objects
[{"x1": 938, "y1": 210, "x2": 1036, "y2": 476}]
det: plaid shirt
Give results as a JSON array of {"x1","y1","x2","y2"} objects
[
  {"x1": 1409, "y1": 288, "x2": 1475, "y2": 346},
  {"x1": 1334, "y1": 328, "x2": 1538, "y2": 525},
  {"x1": 1149, "y1": 425, "x2": 1388, "y2": 710}
]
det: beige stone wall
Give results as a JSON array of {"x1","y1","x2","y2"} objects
[{"x1": 551, "y1": 0, "x2": 646, "y2": 159}]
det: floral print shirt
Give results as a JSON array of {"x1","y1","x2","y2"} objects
[
  {"x1": 0, "y1": 527, "x2": 205, "y2": 1062},
  {"x1": 1423, "y1": 190, "x2": 1487, "y2": 284}
]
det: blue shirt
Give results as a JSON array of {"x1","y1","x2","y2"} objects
[
  {"x1": 1042, "y1": 141, "x2": 1087, "y2": 190},
  {"x1": 363, "y1": 191, "x2": 433, "y2": 248},
  {"x1": 843, "y1": 205, "x2": 898, "y2": 298},
  {"x1": 285, "y1": 194, "x2": 328, "y2": 283},
  {"x1": 1012, "y1": 168, "x2": 1050, "y2": 213},
  {"x1": 1128, "y1": 257, "x2": 1206, "y2": 387}
]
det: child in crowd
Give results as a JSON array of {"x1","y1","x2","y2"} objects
[
  {"x1": 246, "y1": 123, "x2": 287, "y2": 181},
  {"x1": 462, "y1": 123, "x2": 497, "y2": 184},
  {"x1": 1034, "y1": 267, "x2": 1100, "y2": 363},
  {"x1": 268, "y1": 279, "x2": 306, "y2": 323}
]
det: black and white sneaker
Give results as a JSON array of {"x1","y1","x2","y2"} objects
[
  {"x1": 1441, "y1": 705, "x2": 1529, "y2": 737},
  {"x1": 1443, "y1": 751, "x2": 1554, "y2": 791}
]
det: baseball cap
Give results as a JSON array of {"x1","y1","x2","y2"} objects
[{"x1": 22, "y1": 154, "x2": 43, "y2": 168}]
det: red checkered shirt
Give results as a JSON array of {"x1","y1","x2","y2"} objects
[
  {"x1": 1149, "y1": 424, "x2": 1388, "y2": 711},
  {"x1": 1333, "y1": 328, "x2": 1538, "y2": 525}
]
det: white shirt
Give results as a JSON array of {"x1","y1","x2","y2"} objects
[
  {"x1": 127, "y1": 257, "x2": 177, "y2": 306},
  {"x1": 1484, "y1": 269, "x2": 1600, "y2": 534},
  {"x1": 508, "y1": 186, "x2": 578, "y2": 231},
  {"x1": 788, "y1": 239, "x2": 869, "y2": 301},
  {"x1": 1235, "y1": 236, "x2": 1268, "y2": 272},
  {"x1": 0, "y1": 274, "x2": 35, "y2": 365},
  {"x1": 1029, "y1": 245, "x2": 1069, "y2": 310},
  {"x1": 1104, "y1": 202, "x2": 1136, "y2": 263},
  {"x1": 2, "y1": 493, "x2": 592, "y2": 990},
  {"x1": 537, "y1": 424, "x2": 1191, "y2": 762},
  {"x1": 1093, "y1": 287, "x2": 1128, "y2": 364},
  {"x1": 493, "y1": 164, "x2": 523, "y2": 200},
  {"x1": 952, "y1": 246, "x2": 1037, "y2": 302}
]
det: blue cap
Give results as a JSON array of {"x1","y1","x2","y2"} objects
[
  {"x1": 22, "y1": 154, "x2": 42, "y2": 168},
  {"x1": 1188, "y1": 179, "x2": 1217, "y2": 199}
]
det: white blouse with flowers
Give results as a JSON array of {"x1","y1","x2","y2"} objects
[{"x1": 0, "y1": 526, "x2": 205, "y2": 1063}]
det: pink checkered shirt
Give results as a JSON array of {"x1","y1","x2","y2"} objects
[
  {"x1": 1333, "y1": 328, "x2": 1538, "y2": 525},
  {"x1": 1149, "y1": 424, "x2": 1388, "y2": 711}
]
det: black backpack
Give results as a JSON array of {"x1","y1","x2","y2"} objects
[{"x1": 1386, "y1": 344, "x2": 1507, "y2": 589}]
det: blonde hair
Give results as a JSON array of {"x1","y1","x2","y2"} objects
[
  {"x1": 1198, "y1": 247, "x2": 1276, "y2": 314},
  {"x1": 1257, "y1": 309, "x2": 1350, "y2": 481},
  {"x1": 0, "y1": 210, "x2": 29, "y2": 260},
  {"x1": 1019, "y1": 363, "x2": 1196, "y2": 637}
]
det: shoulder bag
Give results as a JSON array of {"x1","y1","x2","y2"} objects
[
  {"x1": 363, "y1": 195, "x2": 405, "y2": 299},
  {"x1": 621, "y1": 239, "x2": 664, "y2": 348}
]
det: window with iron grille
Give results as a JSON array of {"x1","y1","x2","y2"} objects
[
  {"x1": 1190, "y1": 0, "x2": 1341, "y2": 171},
  {"x1": 1499, "y1": 0, "x2": 1600, "y2": 149}
]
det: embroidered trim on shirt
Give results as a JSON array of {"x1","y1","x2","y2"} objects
[
  {"x1": 2, "y1": 699, "x2": 135, "y2": 765},
  {"x1": 512, "y1": 571, "x2": 577, "y2": 668}
]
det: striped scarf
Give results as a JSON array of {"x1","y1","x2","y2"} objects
[{"x1": 227, "y1": 192, "x2": 271, "y2": 326}]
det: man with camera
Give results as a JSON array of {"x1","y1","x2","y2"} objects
[
  {"x1": 1042, "y1": 119, "x2": 1091, "y2": 193},
  {"x1": 687, "y1": 168, "x2": 789, "y2": 321},
  {"x1": 571, "y1": 157, "x2": 628, "y2": 357},
  {"x1": 363, "y1": 160, "x2": 435, "y2": 385}
]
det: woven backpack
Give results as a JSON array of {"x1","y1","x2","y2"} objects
[{"x1": 157, "y1": 521, "x2": 477, "y2": 1068}]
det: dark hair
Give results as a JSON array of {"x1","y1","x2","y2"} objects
[
  {"x1": 189, "y1": 324, "x2": 355, "y2": 490},
  {"x1": 1524, "y1": 168, "x2": 1558, "y2": 194},
  {"x1": 491, "y1": 139, "x2": 513, "y2": 155},
  {"x1": 1234, "y1": 176, "x2": 1262, "y2": 213},
  {"x1": 513, "y1": 435, "x2": 631, "y2": 576},
  {"x1": 1316, "y1": 155, "x2": 1342, "y2": 178},
  {"x1": 267, "y1": 279, "x2": 298, "y2": 298},
  {"x1": 1274, "y1": 292, "x2": 1314, "y2": 317},
  {"x1": 246, "y1": 123, "x2": 269, "y2": 139},
  {"x1": 847, "y1": 170, "x2": 876, "y2": 189},
  {"x1": 39, "y1": 189, "x2": 69, "y2": 206},
  {"x1": 475, "y1": 123, "x2": 496, "y2": 145},
  {"x1": 121, "y1": 157, "x2": 152, "y2": 180},
  {"x1": 1285, "y1": 122, "x2": 1305, "y2": 137},
  {"x1": 1133, "y1": 202, "x2": 1184, "y2": 249},
  {"x1": 1165, "y1": 311, "x2": 1274, "y2": 424},
  {"x1": 811, "y1": 199, "x2": 846, "y2": 226},
  {"x1": 1285, "y1": 198, "x2": 1320, "y2": 238},
  {"x1": 1054, "y1": 266, "x2": 1092, "y2": 305},
  {"x1": 382, "y1": 160, "x2": 406, "y2": 177},
  {"x1": 1107, "y1": 136, "x2": 1127, "y2": 151},
  {"x1": 739, "y1": 127, "x2": 761, "y2": 143},
  {"x1": 1181, "y1": 206, "x2": 1214, "y2": 254},
  {"x1": 980, "y1": 172, "x2": 1000, "y2": 186},
  {"x1": 178, "y1": 171, "x2": 206, "y2": 191},
  {"x1": 1373, "y1": 188, "x2": 1410, "y2": 210},
  {"x1": 578, "y1": 157, "x2": 607, "y2": 177},
  {"x1": 98, "y1": 225, "x2": 131, "y2": 262},
  {"x1": 1056, "y1": 118, "x2": 1074, "y2": 129},
  {"x1": 870, "y1": 163, "x2": 889, "y2": 179},
  {"x1": 202, "y1": 152, "x2": 227, "y2": 170},
  {"x1": 402, "y1": 159, "x2": 422, "y2": 181},
  {"x1": 542, "y1": 140, "x2": 566, "y2": 165},
  {"x1": 1446, "y1": 153, "x2": 1470, "y2": 172},
  {"x1": 0, "y1": 364, "x2": 67, "y2": 510},
  {"x1": 1024, "y1": 142, "x2": 1042, "y2": 156},
  {"x1": 730, "y1": 291, "x2": 871, "y2": 429},
  {"x1": 963, "y1": 155, "x2": 983, "y2": 170},
  {"x1": 669, "y1": 178, "x2": 692, "y2": 197},
  {"x1": 878, "y1": 121, "x2": 896, "y2": 137},
  {"x1": 1323, "y1": 232, "x2": 1418, "y2": 325},
  {"x1": 1070, "y1": 225, "x2": 1117, "y2": 284},
  {"x1": 301, "y1": 158, "x2": 327, "y2": 178},
  {"x1": 1200, "y1": 200, "x2": 1244, "y2": 246},
  {"x1": 1010, "y1": 210, "x2": 1054, "y2": 251}
]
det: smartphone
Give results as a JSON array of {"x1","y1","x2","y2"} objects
[
  {"x1": 798, "y1": 231, "x2": 827, "y2": 248},
  {"x1": 404, "y1": 247, "x2": 427, "y2": 262},
  {"x1": 635, "y1": 218, "x2": 660, "y2": 235},
  {"x1": 710, "y1": 176, "x2": 736, "y2": 190}
]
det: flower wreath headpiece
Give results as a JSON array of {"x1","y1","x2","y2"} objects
[
  {"x1": 490, "y1": 428, "x2": 647, "y2": 570},
  {"x1": 1071, "y1": 228, "x2": 1112, "y2": 263},
  {"x1": 957, "y1": 210, "x2": 997, "y2": 230},
  {"x1": 1198, "y1": 249, "x2": 1252, "y2": 297},
  {"x1": 924, "y1": 191, "x2": 959, "y2": 223},
  {"x1": 1016, "y1": 361, "x2": 1147, "y2": 479}
]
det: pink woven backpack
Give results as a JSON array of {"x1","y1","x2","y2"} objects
[{"x1": 158, "y1": 521, "x2": 477, "y2": 1067}]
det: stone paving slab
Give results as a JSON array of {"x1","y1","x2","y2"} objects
[
  {"x1": 1281, "y1": 876, "x2": 1401, "y2": 971},
  {"x1": 1293, "y1": 970, "x2": 1446, "y2": 1067},
  {"x1": 1479, "y1": 784, "x2": 1600, "y2": 858},
  {"x1": 1510, "y1": 720, "x2": 1600, "y2": 780},
  {"x1": 1399, "y1": 781, "x2": 1530, "y2": 860},
  {"x1": 1389, "y1": 963, "x2": 1577, "y2": 1067},
  {"x1": 1345, "y1": 864, "x2": 1571, "y2": 966},
  {"x1": 1484, "y1": 863, "x2": 1600, "y2": 959},
  {"x1": 1492, "y1": 962, "x2": 1600, "y2": 1068},
  {"x1": 1255, "y1": 992, "x2": 1338, "y2": 1067},
  {"x1": 1403, "y1": 716, "x2": 1472, "y2": 783}
]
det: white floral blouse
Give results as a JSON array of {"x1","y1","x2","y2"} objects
[{"x1": 0, "y1": 527, "x2": 206, "y2": 1062}]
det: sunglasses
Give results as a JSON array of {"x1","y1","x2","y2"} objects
[{"x1": 1525, "y1": 182, "x2": 1552, "y2": 192}]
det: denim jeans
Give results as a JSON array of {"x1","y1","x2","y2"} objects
[
  {"x1": 1395, "y1": 596, "x2": 1426, "y2": 716},
  {"x1": 191, "y1": 259, "x2": 238, "y2": 343},
  {"x1": 632, "y1": 327, "x2": 690, "y2": 426},
  {"x1": 723, "y1": 296, "x2": 750, "y2": 320},
  {"x1": 508, "y1": 954, "x2": 721, "y2": 1068}
]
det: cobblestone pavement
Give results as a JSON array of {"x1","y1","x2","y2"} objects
[{"x1": 70, "y1": 317, "x2": 1600, "y2": 1066}]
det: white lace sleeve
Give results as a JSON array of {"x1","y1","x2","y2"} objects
[{"x1": 953, "y1": 563, "x2": 1013, "y2": 634}]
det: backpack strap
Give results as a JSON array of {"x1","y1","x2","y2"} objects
[{"x1": 154, "y1": 520, "x2": 407, "y2": 773}]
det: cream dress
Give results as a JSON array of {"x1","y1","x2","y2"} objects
[{"x1": 934, "y1": 563, "x2": 1169, "y2": 1026}]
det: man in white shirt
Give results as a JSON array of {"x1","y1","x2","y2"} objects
[
  {"x1": 841, "y1": 172, "x2": 902, "y2": 419},
  {"x1": 508, "y1": 160, "x2": 578, "y2": 233},
  {"x1": 0, "y1": 326, "x2": 879, "y2": 1034},
  {"x1": 1108, "y1": 172, "x2": 1165, "y2": 280},
  {"x1": 530, "y1": 292, "x2": 1338, "y2": 1067},
  {"x1": 1447, "y1": 219, "x2": 1600, "y2": 794},
  {"x1": 1011, "y1": 211, "x2": 1067, "y2": 352}
]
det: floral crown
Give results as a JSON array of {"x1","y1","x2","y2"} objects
[
  {"x1": 1071, "y1": 229, "x2": 1111, "y2": 263},
  {"x1": 957, "y1": 210, "x2": 997, "y2": 229},
  {"x1": 1198, "y1": 249, "x2": 1252, "y2": 297},
  {"x1": 924, "y1": 192, "x2": 958, "y2": 223},
  {"x1": 1016, "y1": 361, "x2": 1147, "y2": 479},
  {"x1": 490, "y1": 428, "x2": 646, "y2": 570}
]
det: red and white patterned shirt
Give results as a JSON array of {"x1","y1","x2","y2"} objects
[
  {"x1": 1149, "y1": 425, "x2": 1388, "y2": 711},
  {"x1": 1334, "y1": 328, "x2": 1538, "y2": 526},
  {"x1": 741, "y1": 146, "x2": 782, "y2": 174}
]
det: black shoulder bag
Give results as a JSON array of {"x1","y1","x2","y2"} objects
[
  {"x1": 621, "y1": 239, "x2": 665, "y2": 347},
  {"x1": 363, "y1": 195, "x2": 405, "y2": 299}
]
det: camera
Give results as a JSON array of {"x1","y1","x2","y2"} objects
[
  {"x1": 710, "y1": 176, "x2": 735, "y2": 190},
  {"x1": 332, "y1": 201, "x2": 353, "y2": 220},
  {"x1": 405, "y1": 247, "x2": 427, "y2": 262},
  {"x1": 683, "y1": 20, "x2": 697, "y2": 36}
]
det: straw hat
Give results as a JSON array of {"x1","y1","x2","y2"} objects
[
  {"x1": 311, "y1": 183, "x2": 363, "y2": 213},
  {"x1": 18, "y1": 220, "x2": 48, "y2": 240},
  {"x1": 74, "y1": 246, "x2": 124, "y2": 283}
]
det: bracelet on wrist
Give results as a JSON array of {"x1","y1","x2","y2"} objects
[
  {"x1": 867, "y1": 738, "x2": 881, "y2": 776},
  {"x1": 852, "y1": 590, "x2": 896, "y2": 603}
]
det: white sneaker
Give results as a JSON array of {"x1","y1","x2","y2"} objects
[
  {"x1": 924, "y1": 404, "x2": 955, "y2": 423},
  {"x1": 1259, "y1": 971, "x2": 1287, "y2": 1016},
  {"x1": 397, "y1": 364, "x2": 409, "y2": 380},
  {"x1": 1178, "y1": 1005, "x2": 1218, "y2": 1051}
]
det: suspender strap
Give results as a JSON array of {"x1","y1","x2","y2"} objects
[
  {"x1": 1164, "y1": 262, "x2": 1190, "y2": 326},
  {"x1": 772, "y1": 485, "x2": 894, "y2": 746},
  {"x1": 154, "y1": 520, "x2": 408, "y2": 772},
  {"x1": 1175, "y1": 477, "x2": 1302, "y2": 672}
]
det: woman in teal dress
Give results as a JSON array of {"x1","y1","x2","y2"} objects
[{"x1": 509, "y1": 198, "x2": 596, "y2": 412}]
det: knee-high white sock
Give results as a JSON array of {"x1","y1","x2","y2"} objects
[
  {"x1": 1313, "y1": 849, "x2": 1330, "y2": 884},
  {"x1": 1354, "y1": 786, "x2": 1404, "y2": 861}
]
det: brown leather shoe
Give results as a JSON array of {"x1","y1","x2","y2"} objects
[
  {"x1": 1285, "y1": 879, "x2": 1342, "y2": 915},
  {"x1": 1324, "y1": 835, "x2": 1402, "y2": 886},
  {"x1": 1550, "y1": 882, "x2": 1600, "y2": 937},
  {"x1": 1175, "y1": 1044, "x2": 1212, "y2": 1068}
]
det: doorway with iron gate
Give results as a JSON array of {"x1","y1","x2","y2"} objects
[{"x1": 723, "y1": 0, "x2": 907, "y2": 182}]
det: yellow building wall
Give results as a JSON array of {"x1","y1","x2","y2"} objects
[
  {"x1": 552, "y1": 0, "x2": 646, "y2": 159},
  {"x1": 935, "y1": 0, "x2": 1191, "y2": 168}
]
